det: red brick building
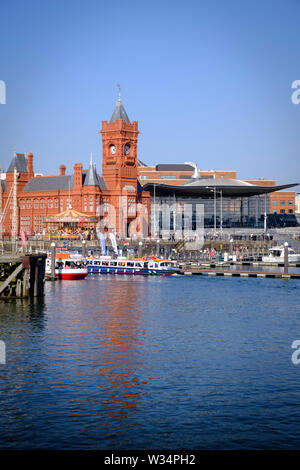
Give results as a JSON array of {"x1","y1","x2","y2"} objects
[{"x1": 0, "y1": 97, "x2": 150, "y2": 238}]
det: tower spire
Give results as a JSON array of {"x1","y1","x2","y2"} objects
[{"x1": 117, "y1": 83, "x2": 121, "y2": 102}]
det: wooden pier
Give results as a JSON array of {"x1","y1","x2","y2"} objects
[
  {"x1": 180, "y1": 268, "x2": 300, "y2": 279},
  {"x1": 0, "y1": 254, "x2": 47, "y2": 298}
]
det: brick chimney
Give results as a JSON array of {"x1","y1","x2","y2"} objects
[
  {"x1": 59, "y1": 164, "x2": 66, "y2": 176},
  {"x1": 27, "y1": 152, "x2": 34, "y2": 178},
  {"x1": 73, "y1": 163, "x2": 82, "y2": 189}
]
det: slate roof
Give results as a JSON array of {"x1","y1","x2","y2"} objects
[
  {"x1": 23, "y1": 171, "x2": 107, "y2": 192},
  {"x1": 23, "y1": 175, "x2": 74, "y2": 192},
  {"x1": 7, "y1": 153, "x2": 28, "y2": 173},
  {"x1": 156, "y1": 164, "x2": 195, "y2": 172},
  {"x1": 110, "y1": 100, "x2": 130, "y2": 123},
  {"x1": 83, "y1": 163, "x2": 102, "y2": 187}
]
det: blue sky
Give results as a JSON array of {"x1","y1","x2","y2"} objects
[{"x1": 0, "y1": 0, "x2": 299, "y2": 186}]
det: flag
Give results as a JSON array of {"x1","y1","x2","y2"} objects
[
  {"x1": 20, "y1": 230, "x2": 26, "y2": 249},
  {"x1": 97, "y1": 232, "x2": 106, "y2": 256},
  {"x1": 109, "y1": 233, "x2": 118, "y2": 255}
]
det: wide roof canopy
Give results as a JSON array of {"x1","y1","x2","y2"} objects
[{"x1": 142, "y1": 178, "x2": 299, "y2": 198}]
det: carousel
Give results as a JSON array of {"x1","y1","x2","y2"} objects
[{"x1": 45, "y1": 208, "x2": 98, "y2": 239}]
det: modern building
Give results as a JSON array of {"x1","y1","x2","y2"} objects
[{"x1": 138, "y1": 163, "x2": 298, "y2": 232}]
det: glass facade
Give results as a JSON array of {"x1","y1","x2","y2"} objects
[{"x1": 150, "y1": 194, "x2": 270, "y2": 234}]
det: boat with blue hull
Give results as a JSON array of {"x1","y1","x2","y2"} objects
[{"x1": 86, "y1": 256, "x2": 180, "y2": 276}]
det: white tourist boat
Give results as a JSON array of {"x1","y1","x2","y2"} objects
[
  {"x1": 262, "y1": 245, "x2": 300, "y2": 263},
  {"x1": 46, "y1": 254, "x2": 88, "y2": 280},
  {"x1": 86, "y1": 256, "x2": 180, "y2": 276}
]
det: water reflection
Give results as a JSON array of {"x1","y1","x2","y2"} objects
[
  {"x1": 94, "y1": 278, "x2": 149, "y2": 434},
  {"x1": 0, "y1": 274, "x2": 300, "y2": 449}
]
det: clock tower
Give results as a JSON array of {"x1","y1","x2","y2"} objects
[{"x1": 100, "y1": 90, "x2": 139, "y2": 191}]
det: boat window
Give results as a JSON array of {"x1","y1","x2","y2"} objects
[
  {"x1": 101, "y1": 261, "x2": 109, "y2": 266},
  {"x1": 127, "y1": 262, "x2": 134, "y2": 267},
  {"x1": 134, "y1": 262, "x2": 143, "y2": 267},
  {"x1": 155, "y1": 263, "x2": 159, "y2": 268}
]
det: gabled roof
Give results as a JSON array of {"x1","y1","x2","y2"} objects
[
  {"x1": 7, "y1": 153, "x2": 28, "y2": 173},
  {"x1": 110, "y1": 99, "x2": 130, "y2": 123}
]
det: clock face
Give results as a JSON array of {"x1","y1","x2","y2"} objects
[
  {"x1": 110, "y1": 145, "x2": 116, "y2": 155},
  {"x1": 124, "y1": 144, "x2": 130, "y2": 155}
]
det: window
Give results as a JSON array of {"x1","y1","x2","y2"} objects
[
  {"x1": 66, "y1": 198, "x2": 71, "y2": 209},
  {"x1": 128, "y1": 198, "x2": 136, "y2": 215},
  {"x1": 34, "y1": 216, "x2": 44, "y2": 233},
  {"x1": 161, "y1": 175, "x2": 176, "y2": 180},
  {"x1": 40, "y1": 199, "x2": 45, "y2": 208},
  {"x1": 288, "y1": 209, "x2": 293, "y2": 214},
  {"x1": 34, "y1": 199, "x2": 39, "y2": 209},
  {"x1": 20, "y1": 200, "x2": 25, "y2": 209},
  {"x1": 288, "y1": 200, "x2": 293, "y2": 206},
  {"x1": 55, "y1": 199, "x2": 58, "y2": 208},
  {"x1": 84, "y1": 197, "x2": 87, "y2": 212},
  {"x1": 20, "y1": 216, "x2": 30, "y2": 233},
  {"x1": 280, "y1": 209, "x2": 285, "y2": 214},
  {"x1": 140, "y1": 175, "x2": 148, "y2": 180},
  {"x1": 101, "y1": 197, "x2": 109, "y2": 214},
  {"x1": 280, "y1": 200, "x2": 285, "y2": 206},
  {"x1": 27, "y1": 199, "x2": 31, "y2": 209},
  {"x1": 272, "y1": 201, "x2": 277, "y2": 206},
  {"x1": 272, "y1": 210, "x2": 277, "y2": 214},
  {"x1": 89, "y1": 197, "x2": 93, "y2": 211},
  {"x1": 48, "y1": 198, "x2": 53, "y2": 208},
  {"x1": 60, "y1": 199, "x2": 64, "y2": 211}
]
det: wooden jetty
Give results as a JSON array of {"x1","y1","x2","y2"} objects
[
  {"x1": 180, "y1": 268, "x2": 300, "y2": 279},
  {"x1": 0, "y1": 254, "x2": 47, "y2": 298}
]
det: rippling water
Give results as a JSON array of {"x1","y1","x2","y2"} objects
[{"x1": 0, "y1": 274, "x2": 299, "y2": 449}]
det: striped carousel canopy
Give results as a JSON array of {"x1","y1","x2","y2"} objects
[{"x1": 45, "y1": 208, "x2": 97, "y2": 223}]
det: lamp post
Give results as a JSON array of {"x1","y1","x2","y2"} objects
[
  {"x1": 284, "y1": 241, "x2": 289, "y2": 274},
  {"x1": 138, "y1": 240, "x2": 143, "y2": 257},
  {"x1": 206, "y1": 186, "x2": 223, "y2": 238},
  {"x1": 82, "y1": 239, "x2": 86, "y2": 258},
  {"x1": 156, "y1": 238, "x2": 160, "y2": 256},
  {"x1": 50, "y1": 242, "x2": 56, "y2": 280}
]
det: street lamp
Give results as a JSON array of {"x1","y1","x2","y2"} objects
[
  {"x1": 82, "y1": 239, "x2": 86, "y2": 257},
  {"x1": 156, "y1": 238, "x2": 160, "y2": 256},
  {"x1": 206, "y1": 186, "x2": 223, "y2": 237},
  {"x1": 138, "y1": 240, "x2": 143, "y2": 257}
]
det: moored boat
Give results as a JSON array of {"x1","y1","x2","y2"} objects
[
  {"x1": 46, "y1": 253, "x2": 88, "y2": 280},
  {"x1": 262, "y1": 245, "x2": 300, "y2": 263},
  {"x1": 86, "y1": 256, "x2": 180, "y2": 276}
]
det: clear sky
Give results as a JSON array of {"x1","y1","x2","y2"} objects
[{"x1": 0, "y1": 0, "x2": 299, "y2": 187}]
